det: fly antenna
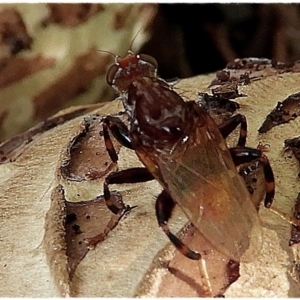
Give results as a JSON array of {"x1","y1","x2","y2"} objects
[
  {"x1": 97, "y1": 49, "x2": 120, "y2": 63},
  {"x1": 129, "y1": 5, "x2": 157, "y2": 52},
  {"x1": 129, "y1": 27, "x2": 144, "y2": 52}
]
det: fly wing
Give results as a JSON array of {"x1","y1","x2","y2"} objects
[{"x1": 157, "y1": 113, "x2": 262, "y2": 262}]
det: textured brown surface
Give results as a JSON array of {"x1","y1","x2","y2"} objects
[
  {"x1": 210, "y1": 58, "x2": 300, "y2": 87},
  {"x1": 0, "y1": 8, "x2": 32, "y2": 55},
  {"x1": 0, "y1": 55, "x2": 55, "y2": 88},
  {"x1": 32, "y1": 48, "x2": 111, "y2": 120},
  {"x1": 0, "y1": 3, "x2": 157, "y2": 142},
  {"x1": 42, "y1": 4, "x2": 105, "y2": 27}
]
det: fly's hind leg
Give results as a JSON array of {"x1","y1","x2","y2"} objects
[
  {"x1": 218, "y1": 113, "x2": 275, "y2": 206},
  {"x1": 155, "y1": 190, "x2": 199, "y2": 260},
  {"x1": 229, "y1": 147, "x2": 275, "y2": 208},
  {"x1": 230, "y1": 146, "x2": 300, "y2": 228},
  {"x1": 218, "y1": 113, "x2": 248, "y2": 147},
  {"x1": 156, "y1": 189, "x2": 212, "y2": 297}
]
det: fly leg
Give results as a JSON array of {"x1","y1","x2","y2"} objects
[
  {"x1": 229, "y1": 147, "x2": 275, "y2": 208},
  {"x1": 86, "y1": 201, "x2": 133, "y2": 249},
  {"x1": 218, "y1": 113, "x2": 274, "y2": 204},
  {"x1": 218, "y1": 113, "x2": 248, "y2": 147},
  {"x1": 92, "y1": 115, "x2": 153, "y2": 245},
  {"x1": 230, "y1": 146, "x2": 300, "y2": 228},
  {"x1": 104, "y1": 167, "x2": 154, "y2": 214},
  {"x1": 99, "y1": 117, "x2": 160, "y2": 237},
  {"x1": 85, "y1": 115, "x2": 132, "y2": 180},
  {"x1": 102, "y1": 115, "x2": 134, "y2": 163},
  {"x1": 156, "y1": 189, "x2": 212, "y2": 297},
  {"x1": 101, "y1": 116, "x2": 139, "y2": 212},
  {"x1": 96, "y1": 115, "x2": 137, "y2": 211},
  {"x1": 101, "y1": 115, "x2": 141, "y2": 212},
  {"x1": 222, "y1": 116, "x2": 300, "y2": 226},
  {"x1": 86, "y1": 167, "x2": 155, "y2": 248}
]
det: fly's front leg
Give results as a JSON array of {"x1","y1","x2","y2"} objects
[
  {"x1": 155, "y1": 190, "x2": 212, "y2": 297},
  {"x1": 218, "y1": 113, "x2": 248, "y2": 147},
  {"x1": 84, "y1": 115, "x2": 132, "y2": 180},
  {"x1": 102, "y1": 115, "x2": 134, "y2": 163}
]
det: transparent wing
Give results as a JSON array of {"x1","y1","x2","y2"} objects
[{"x1": 157, "y1": 117, "x2": 262, "y2": 262}]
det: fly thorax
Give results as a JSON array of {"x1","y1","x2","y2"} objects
[{"x1": 128, "y1": 78, "x2": 189, "y2": 146}]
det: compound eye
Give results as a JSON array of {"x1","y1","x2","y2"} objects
[
  {"x1": 106, "y1": 64, "x2": 119, "y2": 86},
  {"x1": 139, "y1": 54, "x2": 158, "y2": 69}
]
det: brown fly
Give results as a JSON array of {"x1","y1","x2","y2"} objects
[{"x1": 93, "y1": 51, "x2": 277, "y2": 296}]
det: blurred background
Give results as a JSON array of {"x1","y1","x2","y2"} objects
[{"x1": 1, "y1": 3, "x2": 300, "y2": 142}]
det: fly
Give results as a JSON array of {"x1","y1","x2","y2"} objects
[{"x1": 94, "y1": 50, "x2": 278, "y2": 296}]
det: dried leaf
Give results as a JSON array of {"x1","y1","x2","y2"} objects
[
  {"x1": 259, "y1": 92, "x2": 300, "y2": 133},
  {"x1": 197, "y1": 92, "x2": 240, "y2": 123},
  {"x1": 284, "y1": 135, "x2": 300, "y2": 171},
  {"x1": 210, "y1": 58, "x2": 300, "y2": 86}
]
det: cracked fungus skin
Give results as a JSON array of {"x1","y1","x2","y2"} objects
[{"x1": 1, "y1": 71, "x2": 300, "y2": 296}]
